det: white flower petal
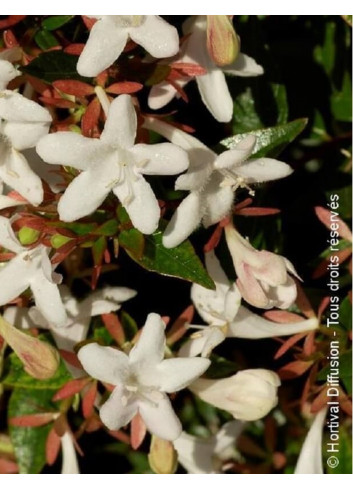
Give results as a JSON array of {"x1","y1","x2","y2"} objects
[
  {"x1": 129, "y1": 313, "x2": 166, "y2": 366},
  {"x1": 139, "y1": 393, "x2": 182, "y2": 441},
  {"x1": 0, "y1": 59, "x2": 20, "y2": 90},
  {"x1": 100, "y1": 385, "x2": 138, "y2": 430},
  {"x1": 0, "y1": 91, "x2": 51, "y2": 124},
  {"x1": 223, "y1": 53, "x2": 264, "y2": 77},
  {"x1": 148, "y1": 82, "x2": 179, "y2": 110},
  {"x1": 61, "y1": 432, "x2": 80, "y2": 474},
  {"x1": 202, "y1": 176, "x2": 234, "y2": 227},
  {"x1": 78, "y1": 343, "x2": 129, "y2": 385},
  {"x1": 79, "y1": 287, "x2": 137, "y2": 317},
  {"x1": 129, "y1": 16, "x2": 179, "y2": 59},
  {"x1": 57, "y1": 165, "x2": 112, "y2": 222},
  {"x1": 0, "y1": 216, "x2": 24, "y2": 253},
  {"x1": 235, "y1": 157, "x2": 293, "y2": 183},
  {"x1": 22, "y1": 148, "x2": 63, "y2": 194},
  {"x1": 294, "y1": 408, "x2": 327, "y2": 474},
  {"x1": 3, "y1": 306, "x2": 35, "y2": 330},
  {"x1": 30, "y1": 273, "x2": 67, "y2": 327},
  {"x1": 0, "y1": 194, "x2": 24, "y2": 210},
  {"x1": 228, "y1": 306, "x2": 318, "y2": 339},
  {"x1": 77, "y1": 18, "x2": 128, "y2": 77},
  {"x1": 213, "y1": 420, "x2": 245, "y2": 455},
  {"x1": 36, "y1": 132, "x2": 108, "y2": 171},
  {"x1": 0, "y1": 148, "x2": 43, "y2": 205},
  {"x1": 131, "y1": 143, "x2": 189, "y2": 175},
  {"x1": 3, "y1": 121, "x2": 50, "y2": 151},
  {"x1": 162, "y1": 192, "x2": 203, "y2": 248},
  {"x1": 112, "y1": 174, "x2": 160, "y2": 235},
  {"x1": 179, "y1": 327, "x2": 226, "y2": 358},
  {"x1": 0, "y1": 254, "x2": 32, "y2": 305},
  {"x1": 157, "y1": 357, "x2": 210, "y2": 392},
  {"x1": 101, "y1": 95, "x2": 137, "y2": 149},
  {"x1": 214, "y1": 136, "x2": 257, "y2": 170},
  {"x1": 174, "y1": 432, "x2": 214, "y2": 474},
  {"x1": 196, "y1": 68, "x2": 233, "y2": 123}
]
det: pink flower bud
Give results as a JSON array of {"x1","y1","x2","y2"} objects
[
  {"x1": 0, "y1": 314, "x2": 59, "y2": 379},
  {"x1": 225, "y1": 224, "x2": 299, "y2": 309},
  {"x1": 190, "y1": 369, "x2": 280, "y2": 421},
  {"x1": 206, "y1": 15, "x2": 240, "y2": 66}
]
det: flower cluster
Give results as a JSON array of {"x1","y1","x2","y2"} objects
[{"x1": 0, "y1": 14, "x2": 349, "y2": 476}]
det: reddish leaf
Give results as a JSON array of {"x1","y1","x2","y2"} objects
[
  {"x1": 82, "y1": 381, "x2": 97, "y2": 419},
  {"x1": 102, "y1": 313, "x2": 125, "y2": 345},
  {"x1": 295, "y1": 282, "x2": 315, "y2": 318},
  {"x1": 274, "y1": 333, "x2": 307, "y2": 360},
  {"x1": 46, "y1": 427, "x2": 61, "y2": 466},
  {"x1": 10, "y1": 412, "x2": 56, "y2": 427},
  {"x1": 91, "y1": 265, "x2": 102, "y2": 290},
  {"x1": 59, "y1": 349, "x2": 83, "y2": 369},
  {"x1": 170, "y1": 62, "x2": 207, "y2": 76},
  {"x1": 53, "y1": 378, "x2": 90, "y2": 401},
  {"x1": 82, "y1": 16, "x2": 97, "y2": 30},
  {"x1": 3, "y1": 30, "x2": 19, "y2": 48},
  {"x1": 106, "y1": 82, "x2": 143, "y2": 94},
  {"x1": 303, "y1": 331, "x2": 316, "y2": 356},
  {"x1": 235, "y1": 207, "x2": 281, "y2": 216},
  {"x1": 278, "y1": 360, "x2": 313, "y2": 380},
  {"x1": 81, "y1": 97, "x2": 101, "y2": 137},
  {"x1": 109, "y1": 430, "x2": 131, "y2": 444},
  {"x1": 317, "y1": 296, "x2": 330, "y2": 319},
  {"x1": 39, "y1": 96, "x2": 77, "y2": 109},
  {"x1": 53, "y1": 80, "x2": 94, "y2": 97},
  {"x1": 52, "y1": 240, "x2": 77, "y2": 264},
  {"x1": 0, "y1": 16, "x2": 26, "y2": 29},
  {"x1": 315, "y1": 206, "x2": 352, "y2": 240},
  {"x1": 64, "y1": 43, "x2": 85, "y2": 55},
  {"x1": 233, "y1": 198, "x2": 253, "y2": 211},
  {"x1": 311, "y1": 386, "x2": 329, "y2": 413},
  {"x1": 130, "y1": 413, "x2": 147, "y2": 450},
  {"x1": 166, "y1": 77, "x2": 188, "y2": 103},
  {"x1": 264, "y1": 310, "x2": 305, "y2": 323},
  {"x1": 167, "y1": 305, "x2": 194, "y2": 344},
  {"x1": 0, "y1": 458, "x2": 18, "y2": 474}
]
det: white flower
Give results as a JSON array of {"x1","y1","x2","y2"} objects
[
  {"x1": 190, "y1": 369, "x2": 280, "y2": 421},
  {"x1": 37, "y1": 95, "x2": 189, "y2": 235},
  {"x1": 225, "y1": 224, "x2": 299, "y2": 309},
  {"x1": 0, "y1": 47, "x2": 21, "y2": 90},
  {"x1": 144, "y1": 117, "x2": 293, "y2": 248},
  {"x1": 148, "y1": 16, "x2": 263, "y2": 123},
  {"x1": 78, "y1": 313, "x2": 210, "y2": 440},
  {"x1": 180, "y1": 251, "x2": 318, "y2": 357},
  {"x1": 29, "y1": 285, "x2": 137, "y2": 378},
  {"x1": 77, "y1": 16, "x2": 179, "y2": 77},
  {"x1": 174, "y1": 420, "x2": 244, "y2": 474},
  {"x1": 0, "y1": 216, "x2": 67, "y2": 327},
  {"x1": 0, "y1": 181, "x2": 25, "y2": 209},
  {"x1": 60, "y1": 432, "x2": 80, "y2": 474},
  {"x1": 0, "y1": 55, "x2": 51, "y2": 205},
  {"x1": 294, "y1": 408, "x2": 327, "y2": 474}
]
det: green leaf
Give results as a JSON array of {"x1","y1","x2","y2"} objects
[
  {"x1": 119, "y1": 227, "x2": 215, "y2": 289},
  {"x1": 205, "y1": 354, "x2": 238, "y2": 379},
  {"x1": 34, "y1": 30, "x2": 59, "y2": 50},
  {"x1": 3, "y1": 352, "x2": 71, "y2": 390},
  {"x1": 93, "y1": 219, "x2": 119, "y2": 236},
  {"x1": 120, "y1": 310, "x2": 138, "y2": 342},
  {"x1": 339, "y1": 297, "x2": 352, "y2": 332},
  {"x1": 92, "y1": 236, "x2": 107, "y2": 266},
  {"x1": 42, "y1": 15, "x2": 74, "y2": 31},
  {"x1": 21, "y1": 51, "x2": 91, "y2": 83},
  {"x1": 317, "y1": 350, "x2": 352, "y2": 394},
  {"x1": 219, "y1": 118, "x2": 308, "y2": 158},
  {"x1": 9, "y1": 388, "x2": 56, "y2": 473},
  {"x1": 331, "y1": 72, "x2": 352, "y2": 122}
]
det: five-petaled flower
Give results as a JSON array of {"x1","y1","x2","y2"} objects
[
  {"x1": 148, "y1": 15, "x2": 263, "y2": 123},
  {"x1": 78, "y1": 313, "x2": 210, "y2": 440},
  {"x1": 0, "y1": 217, "x2": 67, "y2": 327},
  {"x1": 37, "y1": 95, "x2": 189, "y2": 235},
  {"x1": 144, "y1": 117, "x2": 293, "y2": 248},
  {"x1": 77, "y1": 15, "x2": 179, "y2": 77}
]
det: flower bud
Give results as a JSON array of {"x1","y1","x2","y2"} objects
[
  {"x1": 225, "y1": 223, "x2": 299, "y2": 309},
  {"x1": 148, "y1": 435, "x2": 178, "y2": 474},
  {"x1": 206, "y1": 16, "x2": 240, "y2": 66},
  {"x1": 18, "y1": 227, "x2": 40, "y2": 246},
  {"x1": 0, "y1": 315, "x2": 59, "y2": 379},
  {"x1": 190, "y1": 369, "x2": 280, "y2": 421}
]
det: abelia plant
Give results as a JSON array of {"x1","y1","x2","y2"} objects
[{"x1": 0, "y1": 14, "x2": 351, "y2": 476}]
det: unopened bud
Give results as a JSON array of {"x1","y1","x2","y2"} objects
[
  {"x1": 190, "y1": 369, "x2": 280, "y2": 421},
  {"x1": 148, "y1": 435, "x2": 178, "y2": 474},
  {"x1": 18, "y1": 227, "x2": 40, "y2": 246},
  {"x1": 50, "y1": 234, "x2": 72, "y2": 249},
  {"x1": 0, "y1": 315, "x2": 59, "y2": 379},
  {"x1": 206, "y1": 15, "x2": 240, "y2": 66}
]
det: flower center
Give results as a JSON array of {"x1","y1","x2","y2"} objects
[
  {"x1": 122, "y1": 373, "x2": 163, "y2": 408},
  {"x1": 219, "y1": 169, "x2": 255, "y2": 196}
]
